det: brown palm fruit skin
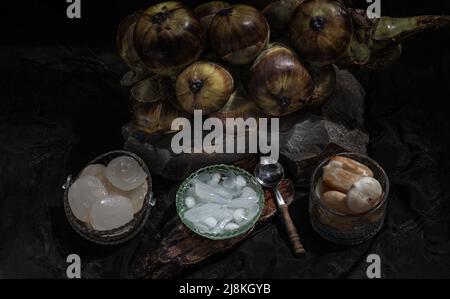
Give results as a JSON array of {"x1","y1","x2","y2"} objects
[
  {"x1": 194, "y1": 1, "x2": 231, "y2": 31},
  {"x1": 308, "y1": 65, "x2": 336, "y2": 107},
  {"x1": 175, "y1": 61, "x2": 234, "y2": 115},
  {"x1": 248, "y1": 44, "x2": 314, "y2": 116},
  {"x1": 130, "y1": 77, "x2": 188, "y2": 134},
  {"x1": 262, "y1": 0, "x2": 303, "y2": 37},
  {"x1": 134, "y1": 1, "x2": 205, "y2": 75},
  {"x1": 117, "y1": 11, "x2": 143, "y2": 70},
  {"x1": 209, "y1": 85, "x2": 266, "y2": 122},
  {"x1": 289, "y1": 0, "x2": 353, "y2": 66},
  {"x1": 209, "y1": 5, "x2": 270, "y2": 65}
]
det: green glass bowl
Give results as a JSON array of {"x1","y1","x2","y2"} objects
[{"x1": 176, "y1": 164, "x2": 265, "y2": 240}]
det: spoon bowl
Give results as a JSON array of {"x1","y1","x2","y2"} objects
[{"x1": 254, "y1": 160, "x2": 285, "y2": 188}]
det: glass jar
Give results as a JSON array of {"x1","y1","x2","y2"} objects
[
  {"x1": 63, "y1": 150, "x2": 155, "y2": 245},
  {"x1": 309, "y1": 152, "x2": 389, "y2": 245}
]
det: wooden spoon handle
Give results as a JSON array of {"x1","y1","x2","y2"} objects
[{"x1": 279, "y1": 204, "x2": 305, "y2": 256}]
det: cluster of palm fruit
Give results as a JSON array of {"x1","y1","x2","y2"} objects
[{"x1": 117, "y1": 0, "x2": 450, "y2": 133}]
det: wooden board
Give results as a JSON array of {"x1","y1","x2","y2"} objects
[{"x1": 134, "y1": 159, "x2": 294, "y2": 279}]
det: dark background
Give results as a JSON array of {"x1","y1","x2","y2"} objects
[{"x1": 0, "y1": 0, "x2": 449, "y2": 278}]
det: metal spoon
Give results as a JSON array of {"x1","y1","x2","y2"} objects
[{"x1": 255, "y1": 159, "x2": 305, "y2": 256}]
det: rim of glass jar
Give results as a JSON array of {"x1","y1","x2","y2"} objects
[
  {"x1": 310, "y1": 152, "x2": 390, "y2": 218},
  {"x1": 131, "y1": 78, "x2": 161, "y2": 104},
  {"x1": 63, "y1": 150, "x2": 153, "y2": 239}
]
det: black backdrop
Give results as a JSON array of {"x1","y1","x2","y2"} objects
[
  {"x1": 0, "y1": 0, "x2": 449, "y2": 278},
  {"x1": 4, "y1": 0, "x2": 450, "y2": 44}
]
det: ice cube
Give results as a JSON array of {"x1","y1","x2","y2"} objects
[
  {"x1": 184, "y1": 184, "x2": 197, "y2": 199},
  {"x1": 233, "y1": 208, "x2": 248, "y2": 224},
  {"x1": 224, "y1": 223, "x2": 240, "y2": 231},
  {"x1": 68, "y1": 175, "x2": 108, "y2": 222},
  {"x1": 183, "y1": 203, "x2": 223, "y2": 223},
  {"x1": 89, "y1": 195, "x2": 134, "y2": 231},
  {"x1": 185, "y1": 196, "x2": 196, "y2": 209},
  {"x1": 105, "y1": 156, "x2": 147, "y2": 191},
  {"x1": 240, "y1": 186, "x2": 257, "y2": 199},
  {"x1": 195, "y1": 172, "x2": 213, "y2": 184},
  {"x1": 228, "y1": 197, "x2": 259, "y2": 208},
  {"x1": 202, "y1": 217, "x2": 218, "y2": 228},
  {"x1": 221, "y1": 173, "x2": 236, "y2": 189},
  {"x1": 105, "y1": 180, "x2": 148, "y2": 214},
  {"x1": 209, "y1": 173, "x2": 222, "y2": 185},
  {"x1": 194, "y1": 181, "x2": 232, "y2": 205},
  {"x1": 194, "y1": 222, "x2": 211, "y2": 233},
  {"x1": 235, "y1": 175, "x2": 247, "y2": 188},
  {"x1": 213, "y1": 208, "x2": 234, "y2": 233},
  {"x1": 220, "y1": 173, "x2": 242, "y2": 197}
]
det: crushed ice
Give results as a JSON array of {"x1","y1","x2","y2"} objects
[{"x1": 182, "y1": 171, "x2": 260, "y2": 235}]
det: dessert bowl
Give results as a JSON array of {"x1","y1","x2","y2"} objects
[
  {"x1": 176, "y1": 164, "x2": 265, "y2": 240},
  {"x1": 63, "y1": 150, "x2": 155, "y2": 245},
  {"x1": 309, "y1": 152, "x2": 390, "y2": 245}
]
